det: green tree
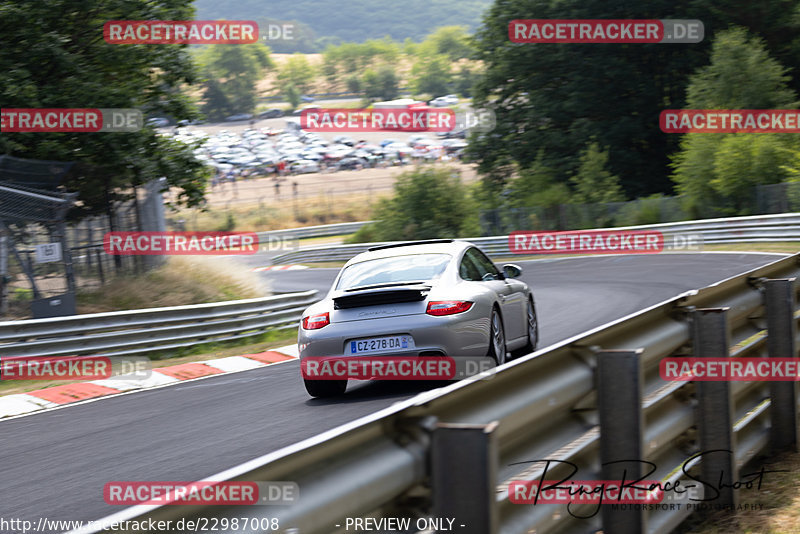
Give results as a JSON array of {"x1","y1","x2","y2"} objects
[
  {"x1": 469, "y1": 0, "x2": 712, "y2": 198},
  {"x1": 422, "y1": 26, "x2": 474, "y2": 60},
  {"x1": 507, "y1": 150, "x2": 571, "y2": 209},
  {"x1": 685, "y1": 27, "x2": 795, "y2": 109},
  {"x1": 285, "y1": 84, "x2": 301, "y2": 110},
  {"x1": 363, "y1": 65, "x2": 398, "y2": 101},
  {"x1": 277, "y1": 53, "x2": 315, "y2": 93},
  {"x1": 784, "y1": 146, "x2": 800, "y2": 180},
  {"x1": 569, "y1": 142, "x2": 625, "y2": 204},
  {"x1": 411, "y1": 53, "x2": 452, "y2": 96},
  {"x1": 345, "y1": 75, "x2": 362, "y2": 94},
  {"x1": 321, "y1": 50, "x2": 339, "y2": 90},
  {"x1": 671, "y1": 27, "x2": 800, "y2": 215},
  {"x1": 453, "y1": 67, "x2": 475, "y2": 98},
  {"x1": 197, "y1": 43, "x2": 274, "y2": 120},
  {"x1": 0, "y1": 0, "x2": 208, "y2": 220},
  {"x1": 467, "y1": 0, "x2": 800, "y2": 200},
  {"x1": 355, "y1": 167, "x2": 480, "y2": 241}
]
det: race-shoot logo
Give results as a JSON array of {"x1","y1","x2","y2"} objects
[
  {"x1": 661, "y1": 358, "x2": 800, "y2": 381},
  {"x1": 104, "y1": 21, "x2": 258, "y2": 44},
  {"x1": 1, "y1": 108, "x2": 142, "y2": 132},
  {"x1": 301, "y1": 356, "x2": 496, "y2": 380},
  {"x1": 104, "y1": 481, "x2": 297, "y2": 505},
  {"x1": 104, "y1": 232, "x2": 260, "y2": 255},
  {"x1": 509, "y1": 19, "x2": 704, "y2": 43},
  {"x1": 660, "y1": 110, "x2": 800, "y2": 133},
  {"x1": 300, "y1": 108, "x2": 456, "y2": 133}
]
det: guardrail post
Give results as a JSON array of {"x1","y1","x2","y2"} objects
[
  {"x1": 597, "y1": 349, "x2": 645, "y2": 534},
  {"x1": 432, "y1": 422, "x2": 499, "y2": 534},
  {"x1": 692, "y1": 308, "x2": 739, "y2": 507},
  {"x1": 765, "y1": 278, "x2": 799, "y2": 452}
]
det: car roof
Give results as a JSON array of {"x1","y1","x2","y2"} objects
[{"x1": 344, "y1": 239, "x2": 474, "y2": 266}]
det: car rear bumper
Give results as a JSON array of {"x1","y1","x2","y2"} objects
[{"x1": 298, "y1": 312, "x2": 489, "y2": 358}]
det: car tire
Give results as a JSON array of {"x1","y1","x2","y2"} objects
[
  {"x1": 488, "y1": 307, "x2": 507, "y2": 365},
  {"x1": 512, "y1": 297, "x2": 538, "y2": 359},
  {"x1": 304, "y1": 378, "x2": 347, "y2": 398}
]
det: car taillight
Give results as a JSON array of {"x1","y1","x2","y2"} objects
[
  {"x1": 302, "y1": 312, "x2": 330, "y2": 330},
  {"x1": 426, "y1": 301, "x2": 473, "y2": 316}
]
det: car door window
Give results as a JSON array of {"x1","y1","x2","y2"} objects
[
  {"x1": 462, "y1": 248, "x2": 500, "y2": 281},
  {"x1": 459, "y1": 251, "x2": 483, "y2": 281},
  {"x1": 470, "y1": 248, "x2": 501, "y2": 280}
]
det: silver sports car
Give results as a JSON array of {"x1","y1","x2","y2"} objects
[{"x1": 298, "y1": 239, "x2": 538, "y2": 397}]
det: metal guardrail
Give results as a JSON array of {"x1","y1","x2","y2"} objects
[
  {"x1": 271, "y1": 212, "x2": 800, "y2": 264},
  {"x1": 0, "y1": 291, "x2": 318, "y2": 359},
  {"x1": 256, "y1": 221, "x2": 372, "y2": 243},
  {"x1": 71, "y1": 253, "x2": 800, "y2": 534},
  {"x1": 54, "y1": 221, "x2": 372, "y2": 257}
]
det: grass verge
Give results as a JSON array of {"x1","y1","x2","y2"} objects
[
  {"x1": 684, "y1": 449, "x2": 800, "y2": 533},
  {"x1": 74, "y1": 256, "x2": 269, "y2": 315},
  {"x1": 171, "y1": 192, "x2": 379, "y2": 233}
]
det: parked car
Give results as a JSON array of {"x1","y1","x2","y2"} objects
[
  {"x1": 146, "y1": 117, "x2": 170, "y2": 127},
  {"x1": 291, "y1": 104, "x2": 320, "y2": 116},
  {"x1": 298, "y1": 239, "x2": 538, "y2": 397},
  {"x1": 332, "y1": 135, "x2": 356, "y2": 147},
  {"x1": 429, "y1": 94, "x2": 459, "y2": 107},
  {"x1": 176, "y1": 118, "x2": 204, "y2": 127},
  {"x1": 259, "y1": 108, "x2": 284, "y2": 119},
  {"x1": 224, "y1": 113, "x2": 254, "y2": 122},
  {"x1": 335, "y1": 156, "x2": 366, "y2": 171},
  {"x1": 289, "y1": 159, "x2": 321, "y2": 174}
]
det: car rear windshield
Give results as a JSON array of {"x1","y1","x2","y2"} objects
[{"x1": 336, "y1": 253, "x2": 451, "y2": 290}]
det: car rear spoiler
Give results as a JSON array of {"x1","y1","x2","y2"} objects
[{"x1": 333, "y1": 285, "x2": 430, "y2": 310}]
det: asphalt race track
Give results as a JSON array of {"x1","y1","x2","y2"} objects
[{"x1": 0, "y1": 253, "x2": 786, "y2": 530}]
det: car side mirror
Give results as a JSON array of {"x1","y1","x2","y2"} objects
[{"x1": 502, "y1": 264, "x2": 522, "y2": 279}]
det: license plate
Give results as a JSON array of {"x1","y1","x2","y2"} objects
[{"x1": 347, "y1": 335, "x2": 414, "y2": 355}]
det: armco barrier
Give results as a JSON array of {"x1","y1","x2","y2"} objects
[
  {"x1": 271, "y1": 212, "x2": 800, "y2": 264},
  {"x1": 69, "y1": 254, "x2": 800, "y2": 534},
  {"x1": 255, "y1": 221, "x2": 372, "y2": 242},
  {"x1": 46, "y1": 221, "x2": 374, "y2": 259},
  {"x1": 0, "y1": 291, "x2": 318, "y2": 359}
]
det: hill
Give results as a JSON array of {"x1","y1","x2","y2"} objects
[{"x1": 193, "y1": 0, "x2": 491, "y2": 45}]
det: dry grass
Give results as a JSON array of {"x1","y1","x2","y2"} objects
[
  {"x1": 701, "y1": 243, "x2": 800, "y2": 254},
  {"x1": 173, "y1": 192, "x2": 382, "y2": 232},
  {"x1": 688, "y1": 450, "x2": 800, "y2": 533},
  {"x1": 75, "y1": 256, "x2": 269, "y2": 314}
]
